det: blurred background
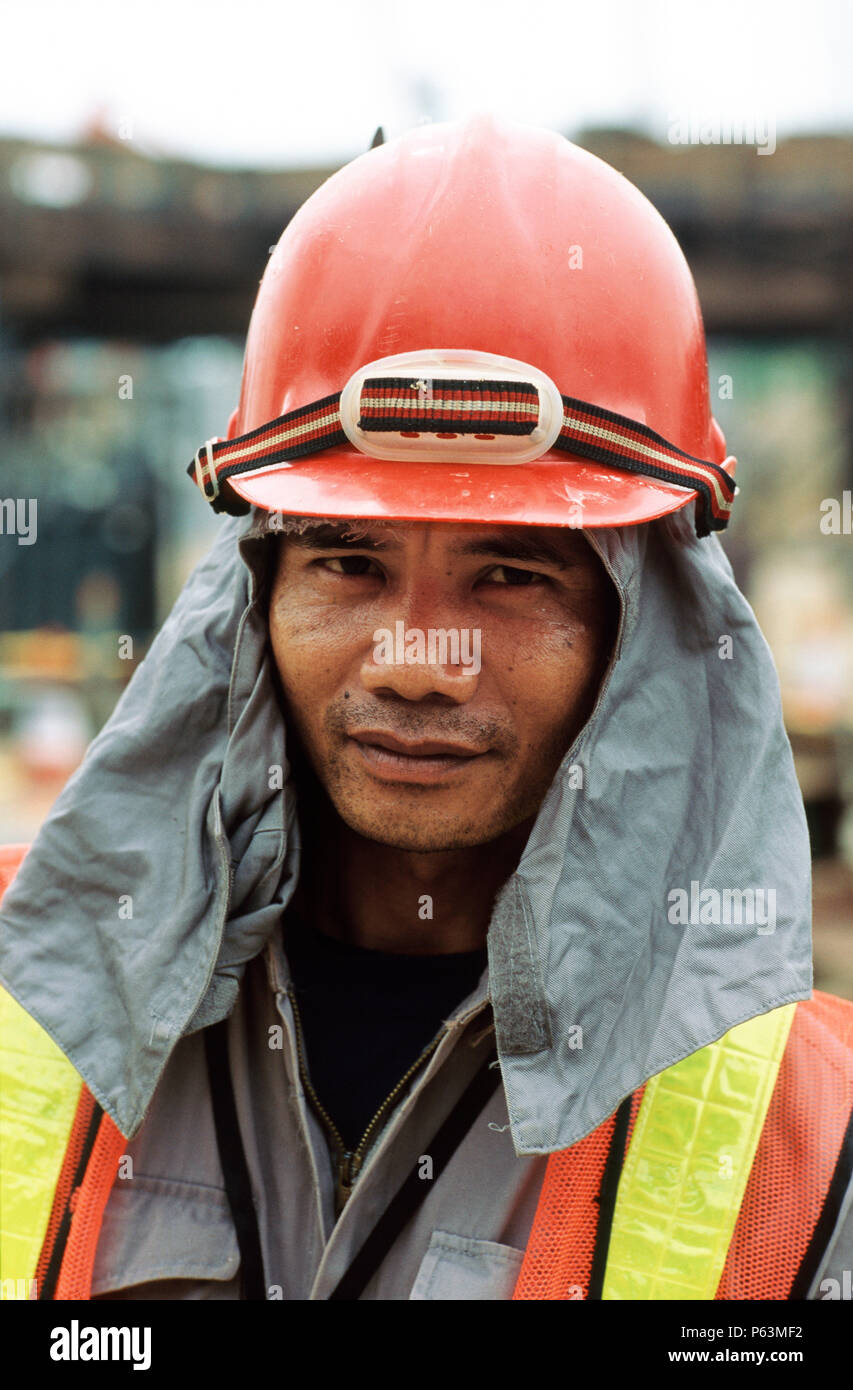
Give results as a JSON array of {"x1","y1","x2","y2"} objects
[{"x1": 0, "y1": 0, "x2": 851, "y2": 995}]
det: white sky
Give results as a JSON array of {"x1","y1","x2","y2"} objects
[{"x1": 1, "y1": 0, "x2": 852, "y2": 166}]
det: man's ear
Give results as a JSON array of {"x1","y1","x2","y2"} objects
[{"x1": 225, "y1": 406, "x2": 240, "y2": 440}]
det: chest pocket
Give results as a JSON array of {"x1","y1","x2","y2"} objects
[
  {"x1": 91, "y1": 1175, "x2": 240, "y2": 1296},
  {"x1": 410, "y1": 1230, "x2": 524, "y2": 1300}
]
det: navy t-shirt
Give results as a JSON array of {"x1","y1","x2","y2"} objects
[{"x1": 283, "y1": 910, "x2": 488, "y2": 1152}]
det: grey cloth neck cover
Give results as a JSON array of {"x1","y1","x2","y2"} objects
[{"x1": 0, "y1": 505, "x2": 812, "y2": 1147}]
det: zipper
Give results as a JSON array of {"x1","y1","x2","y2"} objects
[{"x1": 287, "y1": 987, "x2": 446, "y2": 1218}]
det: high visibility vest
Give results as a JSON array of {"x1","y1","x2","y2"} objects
[{"x1": 2, "y1": 843, "x2": 852, "y2": 1300}]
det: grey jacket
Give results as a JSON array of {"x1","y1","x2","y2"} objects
[{"x1": 1, "y1": 503, "x2": 850, "y2": 1298}]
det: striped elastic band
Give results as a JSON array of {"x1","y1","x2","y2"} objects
[{"x1": 187, "y1": 378, "x2": 735, "y2": 537}]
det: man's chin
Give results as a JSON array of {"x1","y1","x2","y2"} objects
[
  {"x1": 334, "y1": 817, "x2": 510, "y2": 853},
  {"x1": 327, "y1": 779, "x2": 525, "y2": 852}
]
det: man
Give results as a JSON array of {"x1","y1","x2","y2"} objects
[{"x1": 1, "y1": 115, "x2": 851, "y2": 1302}]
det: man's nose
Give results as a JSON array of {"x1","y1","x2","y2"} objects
[{"x1": 360, "y1": 619, "x2": 481, "y2": 703}]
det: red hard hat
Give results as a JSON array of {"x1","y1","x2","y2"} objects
[{"x1": 189, "y1": 114, "x2": 736, "y2": 536}]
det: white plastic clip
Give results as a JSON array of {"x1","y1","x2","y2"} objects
[
  {"x1": 339, "y1": 349, "x2": 564, "y2": 465},
  {"x1": 194, "y1": 438, "x2": 220, "y2": 500}
]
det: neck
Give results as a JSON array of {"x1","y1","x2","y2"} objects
[{"x1": 296, "y1": 784, "x2": 532, "y2": 955}]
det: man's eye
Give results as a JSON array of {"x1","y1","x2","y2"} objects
[
  {"x1": 486, "y1": 565, "x2": 545, "y2": 587},
  {"x1": 321, "y1": 555, "x2": 379, "y2": 576}
]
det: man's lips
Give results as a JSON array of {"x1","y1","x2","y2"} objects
[
  {"x1": 347, "y1": 730, "x2": 490, "y2": 784},
  {"x1": 349, "y1": 731, "x2": 488, "y2": 757}
]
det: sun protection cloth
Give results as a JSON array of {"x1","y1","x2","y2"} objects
[
  {"x1": 183, "y1": 115, "x2": 737, "y2": 539},
  {"x1": 0, "y1": 506, "x2": 811, "y2": 1146}
]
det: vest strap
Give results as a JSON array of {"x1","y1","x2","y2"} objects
[
  {"x1": 587, "y1": 1095, "x2": 632, "y2": 1300},
  {"x1": 789, "y1": 1101, "x2": 853, "y2": 1298},
  {"x1": 204, "y1": 1018, "x2": 267, "y2": 1301}
]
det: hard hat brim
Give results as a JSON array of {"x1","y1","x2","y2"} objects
[{"x1": 227, "y1": 445, "x2": 734, "y2": 530}]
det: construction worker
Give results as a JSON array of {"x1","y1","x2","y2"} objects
[{"x1": 1, "y1": 114, "x2": 851, "y2": 1303}]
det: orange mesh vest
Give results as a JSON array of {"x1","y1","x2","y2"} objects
[
  {"x1": 513, "y1": 990, "x2": 853, "y2": 1299},
  {"x1": 3, "y1": 844, "x2": 852, "y2": 1300}
]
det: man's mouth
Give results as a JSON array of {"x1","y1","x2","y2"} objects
[{"x1": 347, "y1": 730, "x2": 488, "y2": 784}]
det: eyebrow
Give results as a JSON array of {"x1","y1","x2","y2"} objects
[
  {"x1": 284, "y1": 522, "x2": 584, "y2": 569},
  {"x1": 454, "y1": 535, "x2": 576, "y2": 569}
]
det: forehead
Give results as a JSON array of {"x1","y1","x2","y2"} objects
[{"x1": 276, "y1": 519, "x2": 598, "y2": 568}]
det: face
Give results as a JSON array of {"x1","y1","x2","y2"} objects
[{"x1": 268, "y1": 520, "x2": 618, "y2": 852}]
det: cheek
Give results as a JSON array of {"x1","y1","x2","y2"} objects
[
  {"x1": 268, "y1": 588, "x2": 361, "y2": 718},
  {"x1": 270, "y1": 561, "x2": 371, "y2": 653},
  {"x1": 491, "y1": 613, "x2": 607, "y2": 744}
]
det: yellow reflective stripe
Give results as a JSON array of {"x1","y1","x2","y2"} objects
[
  {"x1": 603, "y1": 1002, "x2": 797, "y2": 1300},
  {"x1": 0, "y1": 986, "x2": 83, "y2": 1297}
]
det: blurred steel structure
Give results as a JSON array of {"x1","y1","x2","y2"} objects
[{"x1": 0, "y1": 129, "x2": 851, "y2": 341}]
